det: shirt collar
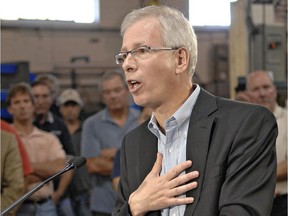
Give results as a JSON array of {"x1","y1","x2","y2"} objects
[
  {"x1": 16, "y1": 126, "x2": 42, "y2": 137},
  {"x1": 101, "y1": 107, "x2": 139, "y2": 123},
  {"x1": 171, "y1": 84, "x2": 200, "y2": 127},
  {"x1": 149, "y1": 84, "x2": 200, "y2": 131},
  {"x1": 46, "y1": 112, "x2": 54, "y2": 123},
  {"x1": 273, "y1": 104, "x2": 286, "y2": 120}
]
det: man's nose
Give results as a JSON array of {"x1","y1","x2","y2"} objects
[
  {"x1": 258, "y1": 88, "x2": 268, "y2": 96},
  {"x1": 122, "y1": 53, "x2": 136, "y2": 72}
]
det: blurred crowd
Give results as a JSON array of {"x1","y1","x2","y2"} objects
[{"x1": 1, "y1": 71, "x2": 152, "y2": 216}]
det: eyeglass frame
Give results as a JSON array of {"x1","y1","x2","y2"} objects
[{"x1": 115, "y1": 45, "x2": 179, "y2": 65}]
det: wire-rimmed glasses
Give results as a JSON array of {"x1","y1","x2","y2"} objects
[{"x1": 115, "y1": 45, "x2": 178, "y2": 65}]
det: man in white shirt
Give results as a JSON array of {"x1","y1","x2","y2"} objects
[{"x1": 246, "y1": 71, "x2": 287, "y2": 216}]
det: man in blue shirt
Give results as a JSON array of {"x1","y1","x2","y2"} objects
[{"x1": 81, "y1": 71, "x2": 140, "y2": 216}]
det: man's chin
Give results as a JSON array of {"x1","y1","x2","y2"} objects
[
  {"x1": 17, "y1": 116, "x2": 31, "y2": 122},
  {"x1": 133, "y1": 98, "x2": 150, "y2": 108},
  {"x1": 35, "y1": 113, "x2": 47, "y2": 120},
  {"x1": 67, "y1": 116, "x2": 76, "y2": 121},
  {"x1": 35, "y1": 112, "x2": 46, "y2": 115},
  {"x1": 261, "y1": 102, "x2": 273, "y2": 111}
]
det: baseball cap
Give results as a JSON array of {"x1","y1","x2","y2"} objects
[{"x1": 59, "y1": 89, "x2": 83, "y2": 107}]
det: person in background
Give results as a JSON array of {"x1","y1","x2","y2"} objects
[
  {"x1": 31, "y1": 80, "x2": 75, "y2": 216},
  {"x1": 1, "y1": 130, "x2": 25, "y2": 216},
  {"x1": 59, "y1": 88, "x2": 92, "y2": 216},
  {"x1": 81, "y1": 70, "x2": 140, "y2": 216},
  {"x1": 31, "y1": 80, "x2": 75, "y2": 155},
  {"x1": 35, "y1": 73, "x2": 61, "y2": 117},
  {"x1": 238, "y1": 70, "x2": 287, "y2": 216},
  {"x1": 7, "y1": 82, "x2": 66, "y2": 216},
  {"x1": 112, "y1": 106, "x2": 153, "y2": 191},
  {"x1": 112, "y1": 5, "x2": 277, "y2": 216},
  {"x1": 1, "y1": 119, "x2": 33, "y2": 189}
]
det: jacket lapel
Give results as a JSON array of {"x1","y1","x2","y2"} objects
[
  {"x1": 138, "y1": 125, "x2": 161, "y2": 216},
  {"x1": 184, "y1": 89, "x2": 217, "y2": 216},
  {"x1": 139, "y1": 125, "x2": 158, "y2": 183}
]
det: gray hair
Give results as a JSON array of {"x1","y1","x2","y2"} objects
[
  {"x1": 99, "y1": 70, "x2": 127, "y2": 92},
  {"x1": 247, "y1": 70, "x2": 275, "y2": 90},
  {"x1": 121, "y1": 5, "x2": 198, "y2": 77},
  {"x1": 35, "y1": 73, "x2": 60, "y2": 98}
]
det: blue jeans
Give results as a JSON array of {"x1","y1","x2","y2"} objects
[
  {"x1": 16, "y1": 199, "x2": 57, "y2": 216},
  {"x1": 71, "y1": 193, "x2": 92, "y2": 216},
  {"x1": 57, "y1": 197, "x2": 75, "y2": 216}
]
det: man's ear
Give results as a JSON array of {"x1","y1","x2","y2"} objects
[{"x1": 175, "y1": 47, "x2": 189, "y2": 75}]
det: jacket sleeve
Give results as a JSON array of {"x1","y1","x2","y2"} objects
[
  {"x1": 1, "y1": 131, "x2": 25, "y2": 215},
  {"x1": 219, "y1": 106, "x2": 278, "y2": 215}
]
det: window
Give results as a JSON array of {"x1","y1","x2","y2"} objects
[
  {"x1": 1, "y1": 0, "x2": 99, "y2": 24},
  {"x1": 189, "y1": 0, "x2": 237, "y2": 26}
]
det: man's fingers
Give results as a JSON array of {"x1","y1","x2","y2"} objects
[
  {"x1": 165, "y1": 160, "x2": 193, "y2": 180},
  {"x1": 150, "y1": 153, "x2": 163, "y2": 176},
  {"x1": 167, "y1": 195, "x2": 195, "y2": 207},
  {"x1": 170, "y1": 181, "x2": 198, "y2": 197},
  {"x1": 170, "y1": 171, "x2": 199, "y2": 189}
]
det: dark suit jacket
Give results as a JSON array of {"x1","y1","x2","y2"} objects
[{"x1": 113, "y1": 88, "x2": 278, "y2": 216}]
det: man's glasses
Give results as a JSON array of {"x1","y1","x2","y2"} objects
[{"x1": 115, "y1": 45, "x2": 178, "y2": 65}]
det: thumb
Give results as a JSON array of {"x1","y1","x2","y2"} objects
[{"x1": 150, "y1": 153, "x2": 163, "y2": 176}]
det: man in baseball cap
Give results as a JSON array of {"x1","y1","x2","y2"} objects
[
  {"x1": 59, "y1": 89, "x2": 83, "y2": 108},
  {"x1": 59, "y1": 88, "x2": 92, "y2": 215}
]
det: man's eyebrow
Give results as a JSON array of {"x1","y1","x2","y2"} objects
[{"x1": 121, "y1": 43, "x2": 146, "y2": 51}]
